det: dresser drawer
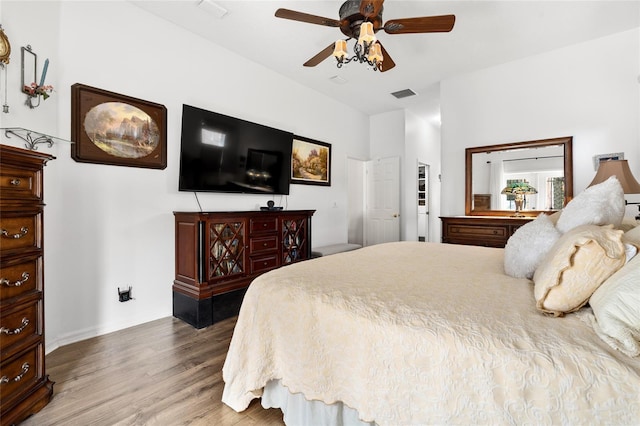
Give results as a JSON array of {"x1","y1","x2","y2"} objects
[
  {"x1": 0, "y1": 212, "x2": 42, "y2": 255},
  {"x1": 249, "y1": 217, "x2": 278, "y2": 234},
  {"x1": 249, "y1": 236, "x2": 278, "y2": 254},
  {"x1": 0, "y1": 256, "x2": 41, "y2": 301},
  {"x1": 0, "y1": 344, "x2": 42, "y2": 405},
  {"x1": 446, "y1": 224, "x2": 507, "y2": 239},
  {"x1": 249, "y1": 254, "x2": 279, "y2": 274},
  {"x1": 0, "y1": 165, "x2": 41, "y2": 202},
  {"x1": 0, "y1": 302, "x2": 39, "y2": 355}
]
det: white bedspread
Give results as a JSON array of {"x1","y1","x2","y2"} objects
[{"x1": 222, "y1": 242, "x2": 640, "y2": 425}]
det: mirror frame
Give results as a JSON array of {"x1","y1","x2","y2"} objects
[{"x1": 465, "y1": 136, "x2": 573, "y2": 216}]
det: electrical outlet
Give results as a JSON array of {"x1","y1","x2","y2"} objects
[{"x1": 118, "y1": 286, "x2": 132, "y2": 302}]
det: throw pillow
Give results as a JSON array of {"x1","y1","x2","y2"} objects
[
  {"x1": 589, "y1": 254, "x2": 640, "y2": 357},
  {"x1": 533, "y1": 224, "x2": 626, "y2": 316},
  {"x1": 556, "y1": 176, "x2": 625, "y2": 233},
  {"x1": 623, "y1": 223, "x2": 640, "y2": 247},
  {"x1": 504, "y1": 214, "x2": 562, "y2": 279}
]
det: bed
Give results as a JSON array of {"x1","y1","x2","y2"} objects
[{"x1": 222, "y1": 231, "x2": 640, "y2": 425}]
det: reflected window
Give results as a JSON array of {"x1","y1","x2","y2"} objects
[{"x1": 201, "y1": 128, "x2": 226, "y2": 147}]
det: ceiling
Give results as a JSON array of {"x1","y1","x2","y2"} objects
[{"x1": 131, "y1": 1, "x2": 640, "y2": 119}]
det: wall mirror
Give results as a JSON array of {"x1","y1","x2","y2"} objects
[
  {"x1": 465, "y1": 136, "x2": 573, "y2": 216},
  {"x1": 21, "y1": 45, "x2": 37, "y2": 94}
]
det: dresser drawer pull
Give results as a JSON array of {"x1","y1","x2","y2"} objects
[
  {"x1": 10, "y1": 178, "x2": 21, "y2": 186},
  {"x1": 0, "y1": 272, "x2": 30, "y2": 287},
  {"x1": 263, "y1": 242, "x2": 268, "y2": 247},
  {"x1": 1, "y1": 226, "x2": 29, "y2": 239},
  {"x1": 1, "y1": 318, "x2": 30, "y2": 335},
  {"x1": 0, "y1": 363, "x2": 29, "y2": 384}
]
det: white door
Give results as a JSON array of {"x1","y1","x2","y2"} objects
[{"x1": 365, "y1": 156, "x2": 400, "y2": 246}]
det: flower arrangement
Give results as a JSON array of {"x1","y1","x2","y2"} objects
[{"x1": 24, "y1": 82, "x2": 54, "y2": 100}]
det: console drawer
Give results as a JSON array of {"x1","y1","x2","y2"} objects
[
  {"x1": 249, "y1": 217, "x2": 278, "y2": 234},
  {"x1": 249, "y1": 236, "x2": 278, "y2": 254},
  {"x1": 249, "y1": 254, "x2": 279, "y2": 274}
]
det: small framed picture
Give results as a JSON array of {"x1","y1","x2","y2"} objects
[
  {"x1": 71, "y1": 83, "x2": 167, "y2": 169},
  {"x1": 291, "y1": 135, "x2": 331, "y2": 186},
  {"x1": 593, "y1": 152, "x2": 624, "y2": 171}
]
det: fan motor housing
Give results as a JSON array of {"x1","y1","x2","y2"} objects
[{"x1": 339, "y1": 0, "x2": 383, "y2": 38}]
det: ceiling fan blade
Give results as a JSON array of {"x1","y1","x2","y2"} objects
[
  {"x1": 303, "y1": 43, "x2": 336, "y2": 67},
  {"x1": 377, "y1": 42, "x2": 395, "y2": 72},
  {"x1": 383, "y1": 15, "x2": 456, "y2": 34},
  {"x1": 275, "y1": 8, "x2": 341, "y2": 27},
  {"x1": 359, "y1": 0, "x2": 384, "y2": 19}
]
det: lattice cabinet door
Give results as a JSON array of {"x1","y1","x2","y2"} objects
[
  {"x1": 208, "y1": 219, "x2": 247, "y2": 280},
  {"x1": 281, "y1": 217, "x2": 308, "y2": 264}
]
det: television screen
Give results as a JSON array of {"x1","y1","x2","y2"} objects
[{"x1": 179, "y1": 105, "x2": 293, "y2": 194}]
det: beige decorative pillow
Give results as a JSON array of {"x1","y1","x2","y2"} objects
[
  {"x1": 533, "y1": 225, "x2": 626, "y2": 316},
  {"x1": 623, "y1": 223, "x2": 640, "y2": 247},
  {"x1": 589, "y1": 255, "x2": 640, "y2": 357},
  {"x1": 618, "y1": 217, "x2": 640, "y2": 232}
]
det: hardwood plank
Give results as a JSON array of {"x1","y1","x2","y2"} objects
[{"x1": 21, "y1": 316, "x2": 285, "y2": 426}]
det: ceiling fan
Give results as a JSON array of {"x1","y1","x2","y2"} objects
[{"x1": 275, "y1": 0, "x2": 455, "y2": 72}]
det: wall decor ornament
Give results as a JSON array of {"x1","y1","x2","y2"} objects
[
  {"x1": 20, "y1": 45, "x2": 53, "y2": 109},
  {"x1": 291, "y1": 135, "x2": 331, "y2": 186},
  {"x1": 0, "y1": 25, "x2": 11, "y2": 64},
  {"x1": 71, "y1": 83, "x2": 167, "y2": 169}
]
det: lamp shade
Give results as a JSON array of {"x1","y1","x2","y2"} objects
[
  {"x1": 332, "y1": 40, "x2": 348, "y2": 60},
  {"x1": 367, "y1": 42, "x2": 383, "y2": 64},
  {"x1": 501, "y1": 182, "x2": 538, "y2": 195},
  {"x1": 589, "y1": 160, "x2": 640, "y2": 194},
  {"x1": 358, "y1": 22, "x2": 376, "y2": 46}
]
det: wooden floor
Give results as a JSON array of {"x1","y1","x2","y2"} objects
[{"x1": 22, "y1": 316, "x2": 285, "y2": 426}]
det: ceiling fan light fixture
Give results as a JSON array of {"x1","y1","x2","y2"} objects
[
  {"x1": 333, "y1": 39, "x2": 348, "y2": 60},
  {"x1": 357, "y1": 21, "x2": 376, "y2": 46},
  {"x1": 367, "y1": 42, "x2": 383, "y2": 64}
]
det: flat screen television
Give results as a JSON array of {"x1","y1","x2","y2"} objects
[{"x1": 179, "y1": 104, "x2": 293, "y2": 195}]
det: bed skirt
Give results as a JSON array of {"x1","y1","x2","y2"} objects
[{"x1": 262, "y1": 380, "x2": 375, "y2": 426}]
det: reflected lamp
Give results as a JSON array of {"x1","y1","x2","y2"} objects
[{"x1": 501, "y1": 182, "x2": 538, "y2": 217}]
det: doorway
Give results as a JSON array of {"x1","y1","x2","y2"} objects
[{"x1": 418, "y1": 162, "x2": 429, "y2": 242}]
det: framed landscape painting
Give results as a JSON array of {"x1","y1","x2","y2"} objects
[
  {"x1": 71, "y1": 83, "x2": 167, "y2": 169},
  {"x1": 291, "y1": 136, "x2": 331, "y2": 186}
]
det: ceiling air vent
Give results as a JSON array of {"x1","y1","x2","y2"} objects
[{"x1": 391, "y1": 89, "x2": 417, "y2": 99}]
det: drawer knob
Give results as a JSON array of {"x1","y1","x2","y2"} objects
[
  {"x1": 263, "y1": 223, "x2": 267, "y2": 227},
  {"x1": 264, "y1": 261, "x2": 268, "y2": 266},
  {"x1": 0, "y1": 272, "x2": 30, "y2": 287},
  {"x1": 263, "y1": 242, "x2": 268, "y2": 247},
  {"x1": 0, "y1": 318, "x2": 29, "y2": 335},
  {"x1": 1, "y1": 226, "x2": 29, "y2": 239},
  {"x1": 0, "y1": 362, "x2": 29, "y2": 384},
  {"x1": 10, "y1": 178, "x2": 21, "y2": 186}
]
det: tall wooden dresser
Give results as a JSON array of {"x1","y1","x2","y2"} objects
[{"x1": 0, "y1": 144, "x2": 54, "y2": 425}]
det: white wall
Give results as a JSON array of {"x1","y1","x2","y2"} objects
[
  {"x1": 1, "y1": 1, "x2": 369, "y2": 351},
  {"x1": 441, "y1": 28, "x2": 640, "y2": 217}
]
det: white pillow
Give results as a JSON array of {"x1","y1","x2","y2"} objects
[
  {"x1": 504, "y1": 213, "x2": 562, "y2": 279},
  {"x1": 589, "y1": 254, "x2": 640, "y2": 357},
  {"x1": 556, "y1": 176, "x2": 625, "y2": 233}
]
